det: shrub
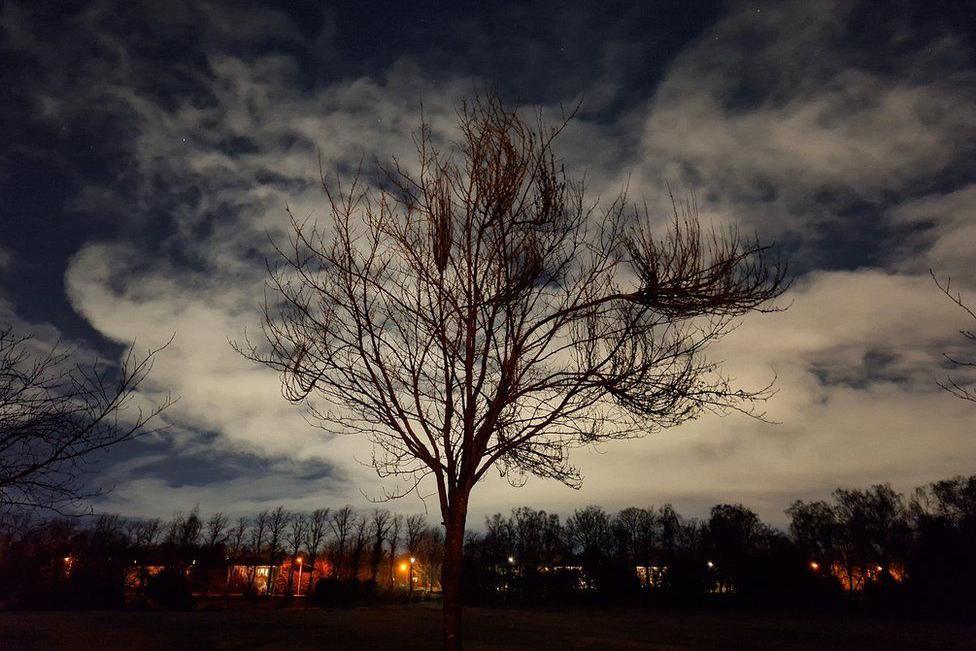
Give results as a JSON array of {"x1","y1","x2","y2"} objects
[{"x1": 146, "y1": 569, "x2": 195, "y2": 611}]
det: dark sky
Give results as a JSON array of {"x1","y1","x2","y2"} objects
[{"x1": 2, "y1": 0, "x2": 976, "y2": 524}]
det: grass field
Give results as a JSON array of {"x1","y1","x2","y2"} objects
[{"x1": 1, "y1": 603, "x2": 973, "y2": 650}]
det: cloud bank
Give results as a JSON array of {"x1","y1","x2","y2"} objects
[{"x1": 2, "y1": 0, "x2": 975, "y2": 524}]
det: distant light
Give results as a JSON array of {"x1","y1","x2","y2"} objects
[
  {"x1": 810, "y1": 561, "x2": 820, "y2": 571},
  {"x1": 296, "y1": 557, "x2": 303, "y2": 564},
  {"x1": 63, "y1": 556, "x2": 71, "y2": 563},
  {"x1": 409, "y1": 557, "x2": 416, "y2": 564},
  {"x1": 875, "y1": 565, "x2": 883, "y2": 572},
  {"x1": 400, "y1": 562, "x2": 409, "y2": 572},
  {"x1": 706, "y1": 561, "x2": 714, "y2": 568},
  {"x1": 508, "y1": 556, "x2": 515, "y2": 564}
]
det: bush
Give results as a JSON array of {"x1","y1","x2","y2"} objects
[
  {"x1": 310, "y1": 577, "x2": 377, "y2": 607},
  {"x1": 146, "y1": 569, "x2": 195, "y2": 611}
]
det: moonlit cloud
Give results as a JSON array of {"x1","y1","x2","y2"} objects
[{"x1": 2, "y1": 0, "x2": 975, "y2": 525}]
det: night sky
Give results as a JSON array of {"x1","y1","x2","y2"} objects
[{"x1": 2, "y1": 1, "x2": 976, "y2": 524}]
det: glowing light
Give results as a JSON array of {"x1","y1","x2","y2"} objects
[
  {"x1": 706, "y1": 561, "x2": 714, "y2": 568},
  {"x1": 508, "y1": 556, "x2": 515, "y2": 564},
  {"x1": 875, "y1": 565, "x2": 883, "y2": 572},
  {"x1": 810, "y1": 561, "x2": 820, "y2": 571},
  {"x1": 296, "y1": 557, "x2": 303, "y2": 565},
  {"x1": 409, "y1": 557, "x2": 416, "y2": 564},
  {"x1": 400, "y1": 562, "x2": 409, "y2": 572}
]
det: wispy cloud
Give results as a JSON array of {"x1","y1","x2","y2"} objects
[{"x1": 2, "y1": 0, "x2": 975, "y2": 523}]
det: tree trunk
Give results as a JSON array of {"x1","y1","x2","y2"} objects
[{"x1": 441, "y1": 498, "x2": 468, "y2": 651}]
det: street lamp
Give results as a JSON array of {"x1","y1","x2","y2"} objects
[
  {"x1": 409, "y1": 557, "x2": 416, "y2": 594},
  {"x1": 295, "y1": 556, "x2": 303, "y2": 596}
]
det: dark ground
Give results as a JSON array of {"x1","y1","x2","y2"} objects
[{"x1": 1, "y1": 602, "x2": 973, "y2": 650}]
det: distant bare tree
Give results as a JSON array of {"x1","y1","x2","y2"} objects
[
  {"x1": 225, "y1": 516, "x2": 249, "y2": 595},
  {"x1": 933, "y1": 272, "x2": 976, "y2": 403},
  {"x1": 329, "y1": 505, "x2": 354, "y2": 578},
  {"x1": 305, "y1": 507, "x2": 329, "y2": 585},
  {"x1": 285, "y1": 512, "x2": 307, "y2": 595},
  {"x1": 405, "y1": 514, "x2": 426, "y2": 556},
  {"x1": 405, "y1": 514, "x2": 426, "y2": 594},
  {"x1": 567, "y1": 505, "x2": 614, "y2": 567},
  {"x1": 228, "y1": 516, "x2": 249, "y2": 558},
  {"x1": 179, "y1": 507, "x2": 203, "y2": 549},
  {"x1": 265, "y1": 506, "x2": 290, "y2": 594},
  {"x1": 130, "y1": 517, "x2": 162, "y2": 549},
  {"x1": 349, "y1": 514, "x2": 369, "y2": 580},
  {"x1": 368, "y1": 508, "x2": 392, "y2": 582},
  {"x1": 0, "y1": 326, "x2": 172, "y2": 514},
  {"x1": 387, "y1": 513, "x2": 402, "y2": 588},
  {"x1": 204, "y1": 512, "x2": 229, "y2": 548},
  {"x1": 247, "y1": 510, "x2": 269, "y2": 591},
  {"x1": 240, "y1": 95, "x2": 786, "y2": 648}
]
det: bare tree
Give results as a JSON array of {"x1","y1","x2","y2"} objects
[
  {"x1": 265, "y1": 506, "x2": 290, "y2": 594},
  {"x1": 247, "y1": 510, "x2": 269, "y2": 591},
  {"x1": 328, "y1": 505, "x2": 354, "y2": 578},
  {"x1": 933, "y1": 272, "x2": 976, "y2": 403},
  {"x1": 368, "y1": 508, "x2": 392, "y2": 582},
  {"x1": 305, "y1": 507, "x2": 329, "y2": 587},
  {"x1": 285, "y1": 512, "x2": 307, "y2": 595},
  {"x1": 240, "y1": 95, "x2": 786, "y2": 648},
  {"x1": 405, "y1": 513, "x2": 426, "y2": 595},
  {"x1": 225, "y1": 516, "x2": 249, "y2": 595},
  {"x1": 0, "y1": 326, "x2": 172, "y2": 514},
  {"x1": 387, "y1": 513, "x2": 403, "y2": 588},
  {"x1": 130, "y1": 517, "x2": 162, "y2": 549},
  {"x1": 228, "y1": 516, "x2": 249, "y2": 558},
  {"x1": 204, "y1": 512, "x2": 229, "y2": 548},
  {"x1": 349, "y1": 514, "x2": 369, "y2": 580}
]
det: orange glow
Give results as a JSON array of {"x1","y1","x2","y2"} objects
[
  {"x1": 810, "y1": 561, "x2": 820, "y2": 571},
  {"x1": 296, "y1": 557, "x2": 303, "y2": 565},
  {"x1": 399, "y1": 562, "x2": 409, "y2": 572}
]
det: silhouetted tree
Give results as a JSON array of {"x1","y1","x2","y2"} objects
[
  {"x1": 908, "y1": 476, "x2": 976, "y2": 610},
  {"x1": 265, "y1": 506, "x2": 289, "y2": 594},
  {"x1": 833, "y1": 485, "x2": 910, "y2": 585},
  {"x1": 226, "y1": 516, "x2": 249, "y2": 595},
  {"x1": 239, "y1": 94, "x2": 787, "y2": 649},
  {"x1": 246, "y1": 510, "x2": 269, "y2": 592},
  {"x1": 285, "y1": 512, "x2": 307, "y2": 595},
  {"x1": 368, "y1": 509, "x2": 391, "y2": 583},
  {"x1": 349, "y1": 515, "x2": 369, "y2": 581},
  {"x1": 387, "y1": 513, "x2": 402, "y2": 588},
  {"x1": 329, "y1": 506, "x2": 354, "y2": 578},
  {"x1": 228, "y1": 516, "x2": 248, "y2": 558},
  {"x1": 405, "y1": 514, "x2": 426, "y2": 594},
  {"x1": 305, "y1": 508, "x2": 329, "y2": 587},
  {"x1": 704, "y1": 504, "x2": 776, "y2": 593},
  {"x1": 567, "y1": 506, "x2": 614, "y2": 569},
  {"x1": 0, "y1": 326, "x2": 171, "y2": 515},
  {"x1": 130, "y1": 518, "x2": 162, "y2": 549},
  {"x1": 204, "y1": 512, "x2": 228, "y2": 549},
  {"x1": 787, "y1": 499, "x2": 840, "y2": 570}
]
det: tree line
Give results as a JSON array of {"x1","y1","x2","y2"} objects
[
  {"x1": 0, "y1": 505, "x2": 444, "y2": 609},
  {"x1": 2, "y1": 474, "x2": 973, "y2": 613}
]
